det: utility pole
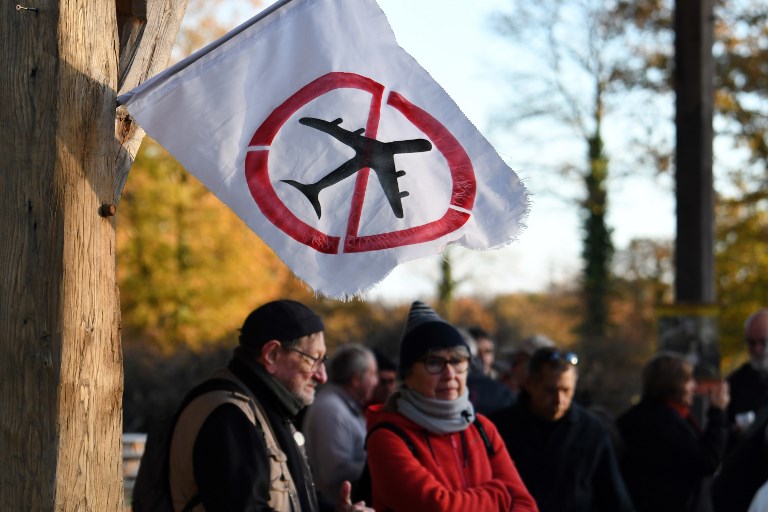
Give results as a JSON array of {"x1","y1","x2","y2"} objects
[
  {"x1": 675, "y1": 0, "x2": 715, "y2": 304},
  {"x1": 658, "y1": 0, "x2": 719, "y2": 410}
]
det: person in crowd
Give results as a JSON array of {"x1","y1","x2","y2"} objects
[
  {"x1": 490, "y1": 346, "x2": 633, "y2": 512},
  {"x1": 498, "y1": 334, "x2": 555, "y2": 396},
  {"x1": 469, "y1": 326, "x2": 498, "y2": 378},
  {"x1": 368, "y1": 348, "x2": 398, "y2": 406},
  {"x1": 303, "y1": 344, "x2": 379, "y2": 503},
  {"x1": 748, "y1": 477, "x2": 768, "y2": 512},
  {"x1": 365, "y1": 301, "x2": 538, "y2": 511},
  {"x1": 617, "y1": 351, "x2": 729, "y2": 512},
  {"x1": 727, "y1": 308, "x2": 768, "y2": 445},
  {"x1": 711, "y1": 403, "x2": 768, "y2": 512},
  {"x1": 167, "y1": 300, "x2": 372, "y2": 512},
  {"x1": 463, "y1": 328, "x2": 516, "y2": 415}
]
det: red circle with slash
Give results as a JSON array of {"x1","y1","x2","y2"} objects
[{"x1": 244, "y1": 72, "x2": 475, "y2": 254}]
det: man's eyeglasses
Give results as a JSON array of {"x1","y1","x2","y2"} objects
[
  {"x1": 420, "y1": 356, "x2": 470, "y2": 375},
  {"x1": 747, "y1": 337, "x2": 768, "y2": 349},
  {"x1": 284, "y1": 346, "x2": 328, "y2": 371}
]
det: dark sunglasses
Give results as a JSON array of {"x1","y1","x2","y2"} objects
[
  {"x1": 747, "y1": 337, "x2": 768, "y2": 348},
  {"x1": 533, "y1": 349, "x2": 579, "y2": 366},
  {"x1": 551, "y1": 351, "x2": 579, "y2": 365}
]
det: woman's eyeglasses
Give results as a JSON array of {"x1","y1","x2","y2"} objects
[
  {"x1": 284, "y1": 346, "x2": 328, "y2": 371},
  {"x1": 420, "y1": 356, "x2": 470, "y2": 375}
]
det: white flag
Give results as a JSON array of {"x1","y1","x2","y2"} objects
[{"x1": 119, "y1": 0, "x2": 528, "y2": 298}]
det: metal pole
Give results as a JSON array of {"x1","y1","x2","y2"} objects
[{"x1": 674, "y1": 0, "x2": 715, "y2": 304}]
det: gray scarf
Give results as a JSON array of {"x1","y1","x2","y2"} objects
[{"x1": 396, "y1": 388, "x2": 475, "y2": 434}]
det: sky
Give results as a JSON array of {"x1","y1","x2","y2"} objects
[
  {"x1": 212, "y1": 0, "x2": 679, "y2": 303},
  {"x1": 364, "y1": 0, "x2": 677, "y2": 302}
]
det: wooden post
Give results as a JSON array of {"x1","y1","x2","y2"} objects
[{"x1": 0, "y1": 1, "x2": 185, "y2": 509}]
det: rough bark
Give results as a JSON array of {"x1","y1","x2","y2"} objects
[{"x1": 0, "y1": 0, "x2": 186, "y2": 509}]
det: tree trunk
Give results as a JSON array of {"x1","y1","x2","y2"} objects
[{"x1": 0, "y1": 1, "x2": 185, "y2": 509}]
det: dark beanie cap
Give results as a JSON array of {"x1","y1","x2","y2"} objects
[
  {"x1": 398, "y1": 301, "x2": 469, "y2": 378},
  {"x1": 239, "y1": 300, "x2": 324, "y2": 349}
]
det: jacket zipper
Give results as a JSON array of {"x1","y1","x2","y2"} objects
[{"x1": 449, "y1": 433, "x2": 469, "y2": 488}]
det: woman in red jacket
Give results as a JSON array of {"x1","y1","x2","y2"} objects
[{"x1": 366, "y1": 301, "x2": 538, "y2": 512}]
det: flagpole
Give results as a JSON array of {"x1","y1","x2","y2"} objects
[{"x1": 118, "y1": 0, "x2": 296, "y2": 105}]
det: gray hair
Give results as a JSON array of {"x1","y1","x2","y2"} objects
[
  {"x1": 329, "y1": 344, "x2": 374, "y2": 385},
  {"x1": 745, "y1": 309, "x2": 768, "y2": 335}
]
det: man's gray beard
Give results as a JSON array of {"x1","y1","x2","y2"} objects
[{"x1": 293, "y1": 387, "x2": 315, "y2": 407}]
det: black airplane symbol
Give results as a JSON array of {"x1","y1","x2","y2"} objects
[{"x1": 281, "y1": 117, "x2": 432, "y2": 219}]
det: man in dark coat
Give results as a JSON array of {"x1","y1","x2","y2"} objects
[
  {"x1": 489, "y1": 347, "x2": 633, "y2": 512},
  {"x1": 464, "y1": 327, "x2": 516, "y2": 415},
  {"x1": 727, "y1": 308, "x2": 768, "y2": 447},
  {"x1": 167, "y1": 300, "x2": 373, "y2": 512}
]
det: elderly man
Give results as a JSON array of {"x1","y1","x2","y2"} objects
[
  {"x1": 490, "y1": 346, "x2": 633, "y2": 512},
  {"x1": 727, "y1": 308, "x2": 768, "y2": 441},
  {"x1": 303, "y1": 344, "x2": 379, "y2": 502},
  {"x1": 165, "y1": 300, "x2": 372, "y2": 512},
  {"x1": 468, "y1": 326, "x2": 498, "y2": 378},
  {"x1": 368, "y1": 348, "x2": 398, "y2": 406}
]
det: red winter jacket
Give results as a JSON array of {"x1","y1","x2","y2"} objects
[{"x1": 366, "y1": 405, "x2": 538, "y2": 512}]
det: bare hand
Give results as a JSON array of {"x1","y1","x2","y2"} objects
[
  {"x1": 336, "y1": 481, "x2": 375, "y2": 512},
  {"x1": 709, "y1": 380, "x2": 730, "y2": 410}
]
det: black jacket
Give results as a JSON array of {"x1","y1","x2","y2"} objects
[
  {"x1": 727, "y1": 363, "x2": 768, "y2": 438},
  {"x1": 467, "y1": 371, "x2": 516, "y2": 416},
  {"x1": 489, "y1": 395, "x2": 633, "y2": 512},
  {"x1": 711, "y1": 403, "x2": 768, "y2": 512},
  {"x1": 617, "y1": 400, "x2": 727, "y2": 512},
  {"x1": 186, "y1": 357, "x2": 319, "y2": 512}
]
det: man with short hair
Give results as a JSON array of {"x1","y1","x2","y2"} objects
[
  {"x1": 489, "y1": 347, "x2": 633, "y2": 512},
  {"x1": 468, "y1": 326, "x2": 497, "y2": 378},
  {"x1": 303, "y1": 344, "x2": 379, "y2": 502},
  {"x1": 167, "y1": 300, "x2": 372, "y2": 512},
  {"x1": 727, "y1": 308, "x2": 768, "y2": 441},
  {"x1": 368, "y1": 348, "x2": 398, "y2": 406},
  {"x1": 464, "y1": 327, "x2": 516, "y2": 415}
]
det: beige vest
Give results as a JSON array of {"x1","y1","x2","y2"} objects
[{"x1": 168, "y1": 369, "x2": 300, "y2": 512}]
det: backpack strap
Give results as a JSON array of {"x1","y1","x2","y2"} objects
[
  {"x1": 472, "y1": 417, "x2": 496, "y2": 457},
  {"x1": 352, "y1": 422, "x2": 418, "y2": 505},
  {"x1": 365, "y1": 422, "x2": 417, "y2": 454}
]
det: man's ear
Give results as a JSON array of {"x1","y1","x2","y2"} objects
[{"x1": 259, "y1": 340, "x2": 282, "y2": 374}]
